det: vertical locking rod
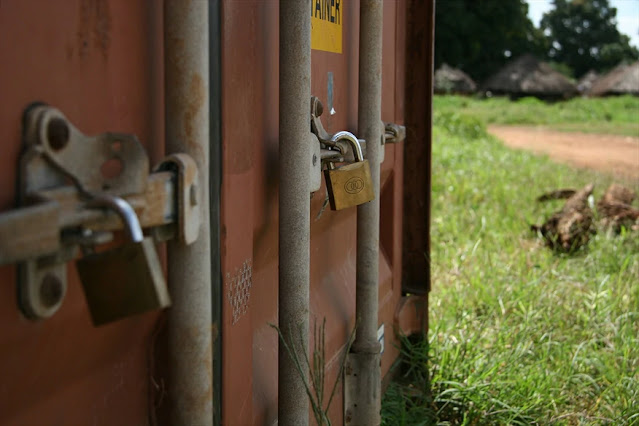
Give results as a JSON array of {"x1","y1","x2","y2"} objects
[
  {"x1": 164, "y1": 1, "x2": 212, "y2": 425},
  {"x1": 351, "y1": 0, "x2": 384, "y2": 424},
  {"x1": 278, "y1": 0, "x2": 311, "y2": 425}
]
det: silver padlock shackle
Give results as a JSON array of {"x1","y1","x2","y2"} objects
[
  {"x1": 86, "y1": 195, "x2": 144, "y2": 243},
  {"x1": 330, "y1": 131, "x2": 364, "y2": 162}
]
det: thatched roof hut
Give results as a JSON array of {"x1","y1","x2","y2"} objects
[
  {"x1": 577, "y1": 70, "x2": 599, "y2": 94},
  {"x1": 434, "y1": 64, "x2": 477, "y2": 94},
  {"x1": 482, "y1": 54, "x2": 578, "y2": 99},
  {"x1": 588, "y1": 61, "x2": 639, "y2": 96}
]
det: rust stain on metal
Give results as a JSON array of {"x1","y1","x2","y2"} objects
[
  {"x1": 211, "y1": 322, "x2": 219, "y2": 343},
  {"x1": 196, "y1": 330, "x2": 214, "y2": 409},
  {"x1": 184, "y1": 73, "x2": 206, "y2": 159},
  {"x1": 77, "y1": 0, "x2": 112, "y2": 60},
  {"x1": 134, "y1": 173, "x2": 172, "y2": 228},
  {"x1": 169, "y1": 37, "x2": 186, "y2": 61}
]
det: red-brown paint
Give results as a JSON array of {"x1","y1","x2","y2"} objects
[
  {"x1": 0, "y1": 2, "x2": 164, "y2": 424},
  {"x1": 0, "y1": 0, "x2": 428, "y2": 424}
]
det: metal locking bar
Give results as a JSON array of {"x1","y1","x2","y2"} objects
[
  {"x1": 84, "y1": 195, "x2": 144, "y2": 243},
  {"x1": 330, "y1": 131, "x2": 364, "y2": 162},
  {"x1": 0, "y1": 105, "x2": 201, "y2": 320},
  {"x1": 311, "y1": 96, "x2": 367, "y2": 164}
]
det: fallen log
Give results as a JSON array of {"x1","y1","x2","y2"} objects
[
  {"x1": 531, "y1": 183, "x2": 595, "y2": 252},
  {"x1": 536, "y1": 189, "x2": 577, "y2": 202},
  {"x1": 597, "y1": 184, "x2": 639, "y2": 232}
]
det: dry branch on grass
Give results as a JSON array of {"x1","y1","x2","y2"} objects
[
  {"x1": 597, "y1": 184, "x2": 639, "y2": 232},
  {"x1": 536, "y1": 189, "x2": 577, "y2": 202},
  {"x1": 532, "y1": 183, "x2": 639, "y2": 252},
  {"x1": 532, "y1": 183, "x2": 595, "y2": 252}
]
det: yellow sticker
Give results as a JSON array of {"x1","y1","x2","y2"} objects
[{"x1": 311, "y1": 0, "x2": 343, "y2": 54}]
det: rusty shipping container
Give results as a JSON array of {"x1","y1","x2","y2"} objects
[{"x1": 0, "y1": 1, "x2": 434, "y2": 424}]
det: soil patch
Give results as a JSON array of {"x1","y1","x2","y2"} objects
[{"x1": 488, "y1": 125, "x2": 639, "y2": 179}]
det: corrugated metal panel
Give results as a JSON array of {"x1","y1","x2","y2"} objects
[{"x1": 0, "y1": 1, "x2": 432, "y2": 423}]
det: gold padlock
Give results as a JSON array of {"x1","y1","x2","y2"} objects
[
  {"x1": 76, "y1": 195, "x2": 170, "y2": 326},
  {"x1": 323, "y1": 131, "x2": 375, "y2": 210}
]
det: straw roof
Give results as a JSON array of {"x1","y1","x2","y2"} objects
[
  {"x1": 482, "y1": 54, "x2": 577, "y2": 98},
  {"x1": 577, "y1": 70, "x2": 599, "y2": 94},
  {"x1": 434, "y1": 64, "x2": 477, "y2": 94},
  {"x1": 588, "y1": 61, "x2": 639, "y2": 96}
]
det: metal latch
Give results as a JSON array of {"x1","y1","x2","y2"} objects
[
  {"x1": 0, "y1": 104, "x2": 200, "y2": 321},
  {"x1": 310, "y1": 96, "x2": 370, "y2": 196},
  {"x1": 383, "y1": 122, "x2": 406, "y2": 144},
  {"x1": 311, "y1": 96, "x2": 367, "y2": 165},
  {"x1": 377, "y1": 121, "x2": 406, "y2": 163}
]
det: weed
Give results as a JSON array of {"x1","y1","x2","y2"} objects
[
  {"x1": 272, "y1": 319, "x2": 357, "y2": 426},
  {"x1": 383, "y1": 98, "x2": 639, "y2": 425}
]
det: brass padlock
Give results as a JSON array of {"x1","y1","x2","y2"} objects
[
  {"x1": 324, "y1": 131, "x2": 375, "y2": 210},
  {"x1": 76, "y1": 195, "x2": 170, "y2": 326}
]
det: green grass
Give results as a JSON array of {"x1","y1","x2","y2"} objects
[
  {"x1": 382, "y1": 111, "x2": 639, "y2": 425},
  {"x1": 433, "y1": 95, "x2": 639, "y2": 137}
]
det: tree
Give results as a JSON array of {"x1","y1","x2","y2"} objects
[
  {"x1": 541, "y1": 0, "x2": 639, "y2": 78},
  {"x1": 435, "y1": 0, "x2": 546, "y2": 82}
]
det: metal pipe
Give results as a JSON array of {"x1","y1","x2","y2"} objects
[
  {"x1": 351, "y1": 0, "x2": 384, "y2": 424},
  {"x1": 164, "y1": 1, "x2": 212, "y2": 425},
  {"x1": 278, "y1": 1, "x2": 311, "y2": 425}
]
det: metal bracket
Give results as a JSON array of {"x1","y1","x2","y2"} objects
[
  {"x1": 311, "y1": 98, "x2": 406, "y2": 167},
  {"x1": 383, "y1": 122, "x2": 406, "y2": 144},
  {"x1": 153, "y1": 153, "x2": 200, "y2": 244},
  {"x1": 21, "y1": 104, "x2": 148, "y2": 196},
  {"x1": 0, "y1": 105, "x2": 201, "y2": 320},
  {"x1": 309, "y1": 133, "x2": 322, "y2": 193},
  {"x1": 311, "y1": 96, "x2": 367, "y2": 164},
  {"x1": 377, "y1": 121, "x2": 406, "y2": 164}
]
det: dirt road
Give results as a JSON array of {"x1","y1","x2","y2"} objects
[{"x1": 488, "y1": 125, "x2": 639, "y2": 180}]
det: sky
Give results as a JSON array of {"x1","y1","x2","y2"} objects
[{"x1": 527, "y1": 0, "x2": 639, "y2": 48}]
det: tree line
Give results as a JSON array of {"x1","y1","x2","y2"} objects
[{"x1": 435, "y1": 0, "x2": 639, "y2": 82}]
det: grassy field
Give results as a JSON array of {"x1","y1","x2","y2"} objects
[
  {"x1": 433, "y1": 95, "x2": 639, "y2": 137},
  {"x1": 381, "y1": 104, "x2": 639, "y2": 425}
]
